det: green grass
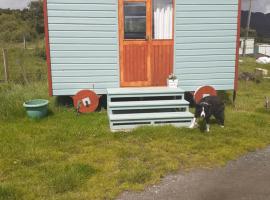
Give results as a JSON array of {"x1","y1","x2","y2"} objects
[{"x1": 0, "y1": 57, "x2": 270, "y2": 200}]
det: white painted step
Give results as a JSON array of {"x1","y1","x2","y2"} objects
[
  {"x1": 109, "y1": 112, "x2": 194, "y2": 121},
  {"x1": 108, "y1": 100, "x2": 189, "y2": 109}
]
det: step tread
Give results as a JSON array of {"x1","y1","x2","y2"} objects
[
  {"x1": 109, "y1": 112, "x2": 194, "y2": 121},
  {"x1": 109, "y1": 100, "x2": 189, "y2": 108},
  {"x1": 107, "y1": 87, "x2": 185, "y2": 95}
]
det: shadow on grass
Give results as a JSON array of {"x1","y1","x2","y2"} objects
[{"x1": 55, "y1": 96, "x2": 74, "y2": 108}]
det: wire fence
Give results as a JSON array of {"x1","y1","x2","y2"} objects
[{"x1": 0, "y1": 45, "x2": 47, "y2": 84}]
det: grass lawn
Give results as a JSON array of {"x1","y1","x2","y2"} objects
[{"x1": 0, "y1": 56, "x2": 270, "y2": 200}]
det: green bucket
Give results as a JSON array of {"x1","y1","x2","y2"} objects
[{"x1": 23, "y1": 99, "x2": 49, "y2": 119}]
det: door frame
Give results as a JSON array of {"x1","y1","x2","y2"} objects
[{"x1": 118, "y1": 0, "x2": 175, "y2": 87}]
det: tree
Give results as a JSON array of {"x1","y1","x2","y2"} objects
[{"x1": 28, "y1": 0, "x2": 44, "y2": 35}]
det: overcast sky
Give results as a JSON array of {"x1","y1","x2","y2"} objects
[
  {"x1": 242, "y1": 0, "x2": 270, "y2": 13},
  {"x1": 0, "y1": 0, "x2": 30, "y2": 10},
  {"x1": 0, "y1": 0, "x2": 270, "y2": 13}
]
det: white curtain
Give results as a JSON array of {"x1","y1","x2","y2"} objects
[{"x1": 153, "y1": 0, "x2": 173, "y2": 40}]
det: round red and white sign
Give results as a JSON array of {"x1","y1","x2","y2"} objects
[
  {"x1": 73, "y1": 90, "x2": 100, "y2": 113},
  {"x1": 194, "y1": 85, "x2": 217, "y2": 104}
]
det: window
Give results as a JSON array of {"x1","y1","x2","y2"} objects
[
  {"x1": 152, "y1": 0, "x2": 173, "y2": 40},
  {"x1": 124, "y1": 2, "x2": 146, "y2": 39}
]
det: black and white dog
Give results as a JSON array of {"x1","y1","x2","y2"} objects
[{"x1": 189, "y1": 96, "x2": 225, "y2": 132}]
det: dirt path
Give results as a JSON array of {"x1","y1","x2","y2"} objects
[{"x1": 118, "y1": 147, "x2": 270, "y2": 200}]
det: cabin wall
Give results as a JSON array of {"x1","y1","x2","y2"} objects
[
  {"x1": 174, "y1": 0, "x2": 239, "y2": 91},
  {"x1": 46, "y1": 0, "x2": 119, "y2": 96}
]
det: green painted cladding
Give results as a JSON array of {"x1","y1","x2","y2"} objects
[
  {"x1": 47, "y1": 0, "x2": 239, "y2": 95},
  {"x1": 174, "y1": 0, "x2": 239, "y2": 91},
  {"x1": 47, "y1": 0, "x2": 119, "y2": 95}
]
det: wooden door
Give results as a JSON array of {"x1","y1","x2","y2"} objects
[{"x1": 119, "y1": 0, "x2": 174, "y2": 87}]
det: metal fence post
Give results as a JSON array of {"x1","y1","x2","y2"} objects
[{"x1": 2, "y1": 48, "x2": 9, "y2": 83}]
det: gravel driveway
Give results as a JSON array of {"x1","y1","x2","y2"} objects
[{"x1": 118, "y1": 147, "x2": 270, "y2": 200}]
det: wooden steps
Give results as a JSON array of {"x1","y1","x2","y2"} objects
[{"x1": 107, "y1": 87, "x2": 194, "y2": 131}]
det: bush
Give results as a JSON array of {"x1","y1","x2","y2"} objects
[{"x1": 0, "y1": 13, "x2": 37, "y2": 43}]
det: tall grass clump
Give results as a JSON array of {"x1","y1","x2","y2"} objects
[{"x1": 0, "y1": 82, "x2": 52, "y2": 120}]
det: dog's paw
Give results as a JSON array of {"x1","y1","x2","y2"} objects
[
  {"x1": 220, "y1": 125, "x2": 225, "y2": 128},
  {"x1": 189, "y1": 123, "x2": 198, "y2": 129},
  {"x1": 206, "y1": 124, "x2": 210, "y2": 132}
]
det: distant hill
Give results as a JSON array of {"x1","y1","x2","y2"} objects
[
  {"x1": 0, "y1": 1, "x2": 44, "y2": 43},
  {"x1": 241, "y1": 11, "x2": 270, "y2": 39}
]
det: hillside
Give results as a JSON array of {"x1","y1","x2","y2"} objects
[
  {"x1": 0, "y1": 1, "x2": 44, "y2": 44},
  {"x1": 241, "y1": 11, "x2": 270, "y2": 39}
]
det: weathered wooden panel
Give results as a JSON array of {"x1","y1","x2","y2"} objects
[
  {"x1": 177, "y1": 0, "x2": 237, "y2": 4},
  {"x1": 176, "y1": 49, "x2": 235, "y2": 56},
  {"x1": 175, "y1": 36, "x2": 236, "y2": 44},
  {"x1": 174, "y1": 0, "x2": 239, "y2": 91},
  {"x1": 53, "y1": 89, "x2": 106, "y2": 96},
  {"x1": 151, "y1": 44, "x2": 173, "y2": 86},
  {"x1": 175, "y1": 24, "x2": 237, "y2": 31},
  {"x1": 176, "y1": 30, "x2": 237, "y2": 37},
  {"x1": 176, "y1": 67, "x2": 235, "y2": 74},
  {"x1": 48, "y1": 17, "x2": 116, "y2": 25},
  {"x1": 51, "y1": 70, "x2": 117, "y2": 77},
  {"x1": 48, "y1": 0, "x2": 116, "y2": 3},
  {"x1": 49, "y1": 38, "x2": 117, "y2": 44},
  {"x1": 177, "y1": 11, "x2": 237, "y2": 18},
  {"x1": 50, "y1": 57, "x2": 118, "y2": 64},
  {"x1": 178, "y1": 73, "x2": 235, "y2": 80},
  {"x1": 175, "y1": 55, "x2": 235, "y2": 63},
  {"x1": 180, "y1": 79, "x2": 234, "y2": 86},
  {"x1": 52, "y1": 76, "x2": 117, "y2": 83},
  {"x1": 51, "y1": 64, "x2": 118, "y2": 70},
  {"x1": 52, "y1": 82, "x2": 119, "y2": 90},
  {"x1": 123, "y1": 45, "x2": 148, "y2": 82},
  {"x1": 50, "y1": 44, "x2": 117, "y2": 51},
  {"x1": 174, "y1": 60, "x2": 236, "y2": 68},
  {"x1": 49, "y1": 24, "x2": 117, "y2": 31},
  {"x1": 50, "y1": 51, "x2": 117, "y2": 58},
  {"x1": 176, "y1": 5, "x2": 238, "y2": 11},
  {"x1": 47, "y1": 0, "x2": 119, "y2": 95},
  {"x1": 48, "y1": 10, "x2": 116, "y2": 18},
  {"x1": 176, "y1": 18, "x2": 237, "y2": 25},
  {"x1": 175, "y1": 43, "x2": 236, "y2": 50},
  {"x1": 176, "y1": 30, "x2": 236, "y2": 37},
  {"x1": 47, "y1": 4, "x2": 116, "y2": 11},
  {"x1": 49, "y1": 31, "x2": 117, "y2": 38}
]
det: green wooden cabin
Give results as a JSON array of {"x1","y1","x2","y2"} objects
[{"x1": 44, "y1": 0, "x2": 241, "y2": 130}]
